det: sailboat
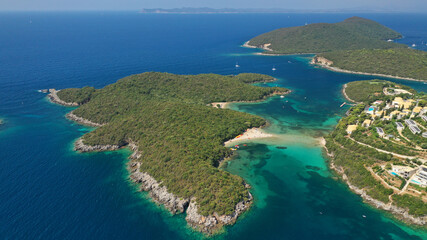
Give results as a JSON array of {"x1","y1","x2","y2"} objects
[{"x1": 235, "y1": 62, "x2": 240, "y2": 68}]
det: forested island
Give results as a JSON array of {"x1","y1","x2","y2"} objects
[
  {"x1": 325, "y1": 80, "x2": 427, "y2": 226},
  {"x1": 49, "y1": 72, "x2": 288, "y2": 234},
  {"x1": 245, "y1": 16, "x2": 427, "y2": 81}
]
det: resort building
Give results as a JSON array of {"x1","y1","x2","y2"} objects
[
  {"x1": 383, "y1": 116, "x2": 391, "y2": 121},
  {"x1": 405, "y1": 119, "x2": 416, "y2": 127},
  {"x1": 346, "y1": 125, "x2": 358, "y2": 134},
  {"x1": 409, "y1": 125, "x2": 421, "y2": 134},
  {"x1": 391, "y1": 165, "x2": 416, "y2": 179},
  {"x1": 384, "y1": 134, "x2": 394, "y2": 140},
  {"x1": 390, "y1": 110, "x2": 400, "y2": 117},
  {"x1": 372, "y1": 100, "x2": 383, "y2": 105},
  {"x1": 413, "y1": 106, "x2": 422, "y2": 115},
  {"x1": 376, "y1": 127, "x2": 385, "y2": 137},
  {"x1": 422, "y1": 132, "x2": 427, "y2": 138},
  {"x1": 375, "y1": 110, "x2": 384, "y2": 117},
  {"x1": 392, "y1": 97, "x2": 414, "y2": 109},
  {"x1": 395, "y1": 122, "x2": 404, "y2": 131},
  {"x1": 362, "y1": 119, "x2": 372, "y2": 127},
  {"x1": 422, "y1": 115, "x2": 427, "y2": 122},
  {"x1": 365, "y1": 106, "x2": 376, "y2": 115},
  {"x1": 412, "y1": 167, "x2": 427, "y2": 187}
]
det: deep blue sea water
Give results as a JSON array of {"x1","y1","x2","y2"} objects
[{"x1": 0, "y1": 12, "x2": 426, "y2": 239}]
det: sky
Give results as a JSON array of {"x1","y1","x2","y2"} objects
[{"x1": 0, "y1": 0, "x2": 426, "y2": 12}]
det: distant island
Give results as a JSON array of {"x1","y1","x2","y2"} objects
[
  {"x1": 324, "y1": 79, "x2": 427, "y2": 226},
  {"x1": 49, "y1": 72, "x2": 288, "y2": 234},
  {"x1": 245, "y1": 16, "x2": 427, "y2": 81},
  {"x1": 139, "y1": 8, "x2": 404, "y2": 14}
]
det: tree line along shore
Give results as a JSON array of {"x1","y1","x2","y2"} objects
[
  {"x1": 48, "y1": 72, "x2": 289, "y2": 235},
  {"x1": 245, "y1": 16, "x2": 427, "y2": 82}
]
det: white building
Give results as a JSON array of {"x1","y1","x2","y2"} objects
[
  {"x1": 412, "y1": 167, "x2": 427, "y2": 187},
  {"x1": 391, "y1": 165, "x2": 416, "y2": 179},
  {"x1": 395, "y1": 122, "x2": 404, "y2": 131},
  {"x1": 409, "y1": 125, "x2": 421, "y2": 134},
  {"x1": 376, "y1": 127, "x2": 385, "y2": 137}
]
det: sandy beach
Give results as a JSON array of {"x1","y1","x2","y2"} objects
[
  {"x1": 211, "y1": 102, "x2": 230, "y2": 109},
  {"x1": 224, "y1": 127, "x2": 274, "y2": 145}
]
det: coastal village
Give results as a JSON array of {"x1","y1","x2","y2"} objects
[{"x1": 344, "y1": 86, "x2": 427, "y2": 201}]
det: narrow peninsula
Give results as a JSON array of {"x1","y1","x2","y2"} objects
[
  {"x1": 245, "y1": 16, "x2": 427, "y2": 82},
  {"x1": 325, "y1": 79, "x2": 427, "y2": 226},
  {"x1": 48, "y1": 72, "x2": 289, "y2": 234}
]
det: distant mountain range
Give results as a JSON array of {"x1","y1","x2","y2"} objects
[{"x1": 139, "y1": 7, "x2": 402, "y2": 14}]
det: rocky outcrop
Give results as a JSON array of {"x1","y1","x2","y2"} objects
[
  {"x1": 185, "y1": 192, "x2": 253, "y2": 234},
  {"x1": 311, "y1": 56, "x2": 333, "y2": 66},
  {"x1": 47, "y1": 89, "x2": 79, "y2": 106},
  {"x1": 127, "y1": 143, "x2": 253, "y2": 234},
  {"x1": 242, "y1": 41, "x2": 273, "y2": 51},
  {"x1": 74, "y1": 138, "x2": 120, "y2": 152},
  {"x1": 66, "y1": 112, "x2": 104, "y2": 127},
  {"x1": 130, "y1": 169, "x2": 190, "y2": 214}
]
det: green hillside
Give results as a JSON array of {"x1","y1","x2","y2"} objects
[
  {"x1": 57, "y1": 72, "x2": 288, "y2": 216},
  {"x1": 247, "y1": 17, "x2": 403, "y2": 54},
  {"x1": 344, "y1": 79, "x2": 416, "y2": 103},
  {"x1": 320, "y1": 48, "x2": 427, "y2": 81}
]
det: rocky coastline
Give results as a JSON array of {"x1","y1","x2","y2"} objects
[
  {"x1": 70, "y1": 124, "x2": 253, "y2": 235},
  {"x1": 323, "y1": 142, "x2": 427, "y2": 226},
  {"x1": 311, "y1": 56, "x2": 427, "y2": 83},
  {"x1": 66, "y1": 112, "x2": 104, "y2": 127},
  {"x1": 50, "y1": 88, "x2": 260, "y2": 235},
  {"x1": 47, "y1": 89, "x2": 79, "y2": 106},
  {"x1": 125, "y1": 142, "x2": 253, "y2": 235}
]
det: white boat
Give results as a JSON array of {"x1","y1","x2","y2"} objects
[
  {"x1": 387, "y1": 39, "x2": 393, "y2": 42},
  {"x1": 235, "y1": 62, "x2": 240, "y2": 68},
  {"x1": 412, "y1": 43, "x2": 416, "y2": 47},
  {"x1": 280, "y1": 95, "x2": 285, "y2": 98},
  {"x1": 272, "y1": 66, "x2": 276, "y2": 71}
]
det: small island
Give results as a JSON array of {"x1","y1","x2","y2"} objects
[
  {"x1": 49, "y1": 72, "x2": 289, "y2": 234},
  {"x1": 245, "y1": 16, "x2": 427, "y2": 82},
  {"x1": 324, "y1": 80, "x2": 427, "y2": 226}
]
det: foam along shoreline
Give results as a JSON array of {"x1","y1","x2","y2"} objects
[
  {"x1": 224, "y1": 127, "x2": 274, "y2": 145},
  {"x1": 47, "y1": 89, "x2": 79, "y2": 106},
  {"x1": 311, "y1": 56, "x2": 427, "y2": 83}
]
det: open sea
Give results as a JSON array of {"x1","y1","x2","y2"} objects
[{"x1": 0, "y1": 12, "x2": 427, "y2": 239}]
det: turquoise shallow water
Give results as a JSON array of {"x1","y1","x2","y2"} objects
[{"x1": 0, "y1": 12, "x2": 427, "y2": 239}]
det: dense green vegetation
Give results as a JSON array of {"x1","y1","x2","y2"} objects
[
  {"x1": 326, "y1": 79, "x2": 426, "y2": 220},
  {"x1": 57, "y1": 86, "x2": 96, "y2": 105},
  {"x1": 344, "y1": 79, "x2": 416, "y2": 103},
  {"x1": 392, "y1": 194, "x2": 427, "y2": 216},
  {"x1": 325, "y1": 133, "x2": 394, "y2": 203},
  {"x1": 58, "y1": 72, "x2": 288, "y2": 216},
  {"x1": 232, "y1": 73, "x2": 275, "y2": 83},
  {"x1": 320, "y1": 48, "x2": 427, "y2": 81},
  {"x1": 248, "y1": 17, "x2": 402, "y2": 54}
]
